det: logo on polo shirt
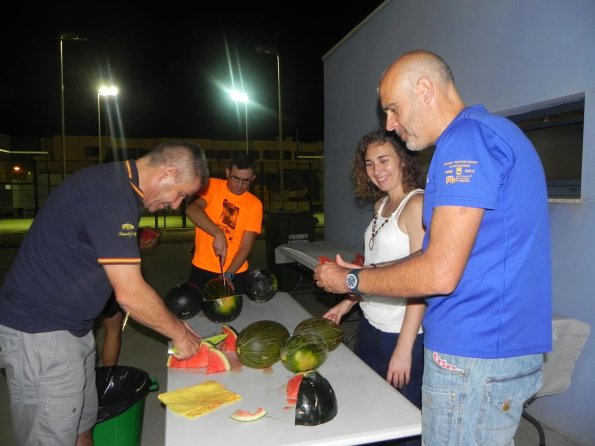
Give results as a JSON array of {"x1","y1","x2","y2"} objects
[
  {"x1": 443, "y1": 160, "x2": 478, "y2": 185},
  {"x1": 119, "y1": 222, "x2": 137, "y2": 238}
]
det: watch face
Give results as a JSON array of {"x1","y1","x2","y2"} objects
[{"x1": 346, "y1": 273, "x2": 358, "y2": 290}]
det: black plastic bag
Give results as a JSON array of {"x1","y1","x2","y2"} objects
[{"x1": 95, "y1": 366, "x2": 152, "y2": 423}]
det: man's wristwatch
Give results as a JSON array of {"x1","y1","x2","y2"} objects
[{"x1": 345, "y1": 269, "x2": 362, "y2": 294}]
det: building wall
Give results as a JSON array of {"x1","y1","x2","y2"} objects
[{"x1": 323, "y1": 0, "x2": 595, "y2": 443}]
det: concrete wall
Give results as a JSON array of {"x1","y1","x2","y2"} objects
[{"x1": 322, "y1": 0, "x2": 595, "y2": 443}]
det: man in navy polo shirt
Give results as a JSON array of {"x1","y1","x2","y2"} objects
[{"x1": 0, "y1": 141, "x2": 209, "y2": 446}]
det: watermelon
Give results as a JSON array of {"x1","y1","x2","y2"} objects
[
  {"x1": 293, "y1": 317, "x2": 344, "y2": 351},
  {"x1": 229, "y1": 407, "x2": 267, "y2": 422},
  {"x1": 206, "y1": 346, "x2": 230, "y2": 374},
  {"x1": 353, "y1": 253, "x2": 365, "y2": 266},
  {"x1": 236, "y1": 320, "x2": 290, "y2": 369},
  {"x1": 280, "y1": 333, "x2": 329, "y2": 373},
  {"x1": 286, "y1": 373, "x2": 305, "y2": 404},
  {"x1": 167, "y1": 343, "x2": 209, "y2": 368},
  {"x1": 295, "y1": 370, "x2": 338, "y2": 426},
  {"x1": 165, "y1": 283, "x2": 202, "y2": 320},
  {"x1": 246, "y1": 269, "x2": 278, "y2": 303},
  {"x1": 219, "y1": 324, "x2": 238, "y2": 352},
  {"x1": 138, "y1": 227, "x2": 160, "y2": 245},
  {"x1": 202, "y1": 277, "x2": 243, "y2": 323}
]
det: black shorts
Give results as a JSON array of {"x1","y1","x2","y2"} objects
[{"x1": 102, "y1": 292, "x2": 122, "y2": 318}]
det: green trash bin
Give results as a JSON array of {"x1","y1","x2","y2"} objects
[
  {"x1": 93, "y1": 366, "x2": 159, "y2": 446},
  {"x1": 264, "y1": 211, "x2": 318, "y2": 291}
]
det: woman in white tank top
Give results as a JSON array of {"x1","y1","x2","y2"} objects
[{"x1": 323, "y1": 128, "x2": 426, "y2": 417}]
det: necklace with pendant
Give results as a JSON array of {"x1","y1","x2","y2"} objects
[{"x1": 369, "y1": 214, "x2": 390, "y2": 250}]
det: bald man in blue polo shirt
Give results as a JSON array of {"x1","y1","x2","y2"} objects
[{"x1": 0, "y1": 142, "x2": 209, "y2": 446}]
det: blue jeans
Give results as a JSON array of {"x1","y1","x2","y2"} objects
[{"x1": 421, "y1": 348, "x2": 543, "y2": 446}]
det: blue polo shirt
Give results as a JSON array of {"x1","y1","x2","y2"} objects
[
  {"x1": 422, "y1": 105, "x2": 552, "y2": 358},
  {"x1": 0, "y1": 160, "x2": 143, "y2": 336}
]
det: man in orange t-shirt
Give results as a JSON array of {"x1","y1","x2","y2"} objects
[{"x1": 186, "y1": 152, "x2": 263, "y2": 293}]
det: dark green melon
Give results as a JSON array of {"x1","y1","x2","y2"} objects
[
  {"x1": 236, "y1": 320, "x2": 290, "y2": 368},
  {"x1": 293, "y1": 317, "x2": 344, "y2": 351},
  {"x1": 164, "y1": 283, "x2": 202, "y2": 320},
  {"x1": 246, "y1": 269, "x2": 278, "y2": 303},
  {"x1": 201, "y1": 277, "x2": 243, "y2": 323},
  {"x1": 295, "y1": 370, "x2": 338, "y2": 426},
  {"x1": 280, "y1": 333, "x2": 329, "y2": 373}
]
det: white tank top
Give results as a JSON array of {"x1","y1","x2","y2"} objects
[{"x1": 360, "y1": 189, "x2": 424, "y2": 333}]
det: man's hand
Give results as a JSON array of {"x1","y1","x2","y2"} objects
[
  {"x1": 212, "y1": 231, "x2": 228, "y2": 263},
  {"x1": 171, "y1": 322, "x2": 202, "y2": 359},
  {"x1": 313, "y1": 254, "x2": 360, "y2": 293}
]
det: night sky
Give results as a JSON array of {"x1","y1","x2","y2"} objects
[{"x1": 1, "y1": 3, "x2": 386, "y2": 143}]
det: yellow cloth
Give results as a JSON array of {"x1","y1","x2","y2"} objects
[{"x1": 158, "y1": 380, "x2": 242, "y2": 419}]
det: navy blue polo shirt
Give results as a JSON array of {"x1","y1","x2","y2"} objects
[{"x1": 0, "y1": 160, "x2": 144, "y2": 336}]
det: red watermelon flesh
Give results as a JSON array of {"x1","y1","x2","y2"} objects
[
  {"x1": 286, "y1": 373, "x2": 305, "y2": 404},
  {"x1": 219, "y1": 324, "x2": 238, "y2": 352},
  {"x1": 229, "y1": 407, "x2": 267, "y2": 422},
  {"x1": 206, "y1": 346, "x2": 231, "y2": 374},
  {"x1": 167, "y1": 343, "x2": 209, "y2": 368},
  {"x1": 318, "y1": 256, "x2": 333, "y2": 264},
  {"x1": 353, "y1": 253, "x2": 365, "y2": 266}
]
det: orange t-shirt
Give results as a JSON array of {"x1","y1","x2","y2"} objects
[{"x1": 191, "y1": 178, "x2": 263, "y2": 273}]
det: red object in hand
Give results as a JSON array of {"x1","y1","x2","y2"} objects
[
  {"x1": 318, "y1": 256, "x2": 333, "y2": 264},
  {"x1": 353, "y1": 253, "x2": 365, "y2": 266},
  {"x1": 138, "y1": 227, "x2": 161, "y2": 249}
]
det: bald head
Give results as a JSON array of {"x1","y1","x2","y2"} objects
[
  {"x1": 380, "y1": 50, "x2": 454, "y2": 96},
  {"x1": 378, "y1": 50, "x2": 464, "y2": 150}
]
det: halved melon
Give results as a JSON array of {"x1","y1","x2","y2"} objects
[
  {"x1": 167, "y1": 344, "x2": 209, "y2": 368},
  {"x1": 286, "y1": 372, "x2": 305, "y2": 404},
  {"x1": 229, "y1": 407, "x2": 267, "y2": 422},
  {"x1": 206, "y1": 346, "x2": 231, "y2": 374},
  {"x1": 219, "y1": 324, "x2": 238, "y2": 352}
]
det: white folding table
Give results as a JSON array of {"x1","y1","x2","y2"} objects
[{"x1": 164, "y1": 292, "x2": 421, "y2": 446}]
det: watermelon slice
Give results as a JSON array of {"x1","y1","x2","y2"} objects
[
  {"x1": 318, "y1": 256, "x2": 333, "y2": 264},
  {"x1": 286, "y1": 372, "x2": 305, "y2": 404},
  {"x1": 206, "y1": 346, "x2": 231, "y2": 374},
  {"x1": 353, "y1": 253, "x2": 365, "y2": 266},
  {"x1": 167, "y1": 343, "x2": 209, "y2": 368},
  {"x1": 218, "y1": 324, "x2": 238, "y2": 352},
  {"x1": 229, "y1": 407, "x2": 267, "y2": 422}
]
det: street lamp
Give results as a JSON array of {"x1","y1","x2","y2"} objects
[
  {"x1": 256, "y1": 46, "x2": 284, "y2": 208},
  {"x1": 60, "y1": 32, "x2": 88, "y2": 180},
  {"x1": 97, "y1": 85, "x2": 119, "y2": 163},
  {"x1": 228, "y1": 89, "x2": 249, "y2": 153}
]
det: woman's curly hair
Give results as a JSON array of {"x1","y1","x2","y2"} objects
[{"x1": 351, "y1": 128, "x2": 423, "y2": 202}]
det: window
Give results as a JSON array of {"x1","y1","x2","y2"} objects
[{"x1": 508, "y1": 98, "x2": 584, "y2": 199}]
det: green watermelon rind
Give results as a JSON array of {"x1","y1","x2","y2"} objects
[{"x1": 202, "y1": 295, "x2": 243, "y2": 323}]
